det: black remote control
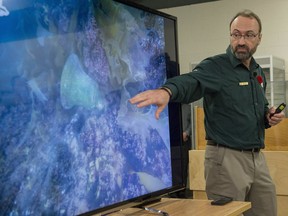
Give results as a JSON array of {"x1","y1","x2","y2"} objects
[
  {"x1": 270, "y1": 103, "x2": 286, "y2": 117},
  {"x1": 211, "y1": 197, "x2": 233, "y2": 206}
]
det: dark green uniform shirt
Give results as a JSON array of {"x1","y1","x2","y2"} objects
[{"x1": 163, "y1": 46, "x2": 270, "y2": 150}]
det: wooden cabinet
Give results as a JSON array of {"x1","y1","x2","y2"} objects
[{"x1": 189, "y1": 150, "x2": 288, "y2": 216}]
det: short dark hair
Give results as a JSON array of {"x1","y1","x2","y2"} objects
[{"x1": 230, "y1": 10, "x2": 262, "y2": 33}]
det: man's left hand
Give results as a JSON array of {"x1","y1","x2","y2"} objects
[{"x1": 267, "y1": 107, "x2": 285, "y2": 126}]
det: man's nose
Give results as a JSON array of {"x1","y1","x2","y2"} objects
[{"x1": 238, "y1": 36, "x2": 246, "y2": 45}]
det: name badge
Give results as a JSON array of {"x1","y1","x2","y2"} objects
[{"x1": 239, "y1": 82, "x2": 248, "y2": 86}]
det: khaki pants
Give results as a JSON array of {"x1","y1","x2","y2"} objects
[{"x1": 204, "y1": 144, "x2": 277, "y2": 216}]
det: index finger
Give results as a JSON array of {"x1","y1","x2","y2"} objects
[
  {"x1": 129, "y1": 92, "x2": 146, "y2": 105},
  {"x1": 130, "y1": 91, "x2": 154, "y2": 108}
]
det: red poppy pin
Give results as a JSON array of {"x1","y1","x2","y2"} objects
[{"x1": 256, "y1": 75, "x2": 263, "y2": 87}]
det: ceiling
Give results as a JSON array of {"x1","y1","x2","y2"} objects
[{"x1": 128, "y1": 0, "x2": 219, "y2": 9}]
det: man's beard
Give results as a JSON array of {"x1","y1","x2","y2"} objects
[{"x1": 233, "y1": 45, "x2": 256, "y2": 61}]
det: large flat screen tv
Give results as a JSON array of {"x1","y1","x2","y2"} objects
[{"x1": 0, "y1": 0, "x2": 184, "y2": 215}]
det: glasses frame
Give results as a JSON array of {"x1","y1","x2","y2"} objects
[{"x1": 230, "y1": 32, "x2": 260, "y2": 40}]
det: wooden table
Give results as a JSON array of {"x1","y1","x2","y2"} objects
[{"x1": 106, "y1": 198, "x2": 251, "y2": 216}]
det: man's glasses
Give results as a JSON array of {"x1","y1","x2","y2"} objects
[{"x1": 230, "y1": 32, "x2": 259, "y2": 40}]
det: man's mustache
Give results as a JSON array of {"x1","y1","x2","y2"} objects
[{"x1": 236, "y1": 45, "x2": 249, "y2": 51}]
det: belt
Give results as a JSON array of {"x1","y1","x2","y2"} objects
[{"x1": 207, "y1": 140, "x2": 261, "y2": 152}]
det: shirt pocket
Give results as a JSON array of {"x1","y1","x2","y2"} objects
[{"x1": 222, "y1": 81, "x2": 253, "y2": 108}]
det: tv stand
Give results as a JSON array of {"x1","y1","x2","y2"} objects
[
  {"x1": 107, "y1": 198, "x2": 251, "y2": 216},
  {"x1": 134, "y1": 197, "x2": 161, "y2": 208}
]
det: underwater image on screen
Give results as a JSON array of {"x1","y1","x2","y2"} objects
[{"x1": 0, "y1": 0, "x2": 172, "y2": 215}]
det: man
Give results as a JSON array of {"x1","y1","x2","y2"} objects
[
  {"x1": 130, "y1": 10, "x2": 285, "y2": 216},
  {"x1": 181, "y1": 103, "x2": 192, "y2": 198},
  {"x1": 175, "y1": 103, "x2": 192, "y2": 198},
  {"x1": 182, "y1": 103, "x2": 192, "y2": 145}
]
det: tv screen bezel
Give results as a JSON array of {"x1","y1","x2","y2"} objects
[{"x1": 0, "y1": 0, "x2": 185, "y2": 215}]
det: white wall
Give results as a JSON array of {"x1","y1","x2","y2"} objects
[{"x1": 161, "y1": 0, "x2": 288, "y2": 79}]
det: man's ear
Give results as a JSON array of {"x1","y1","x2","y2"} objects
[{"x1": 258, "y1": 33, "x2": 262, "y2": 45}]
